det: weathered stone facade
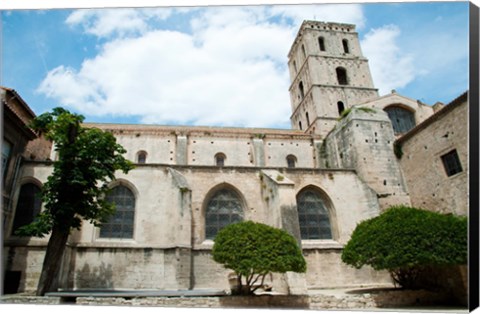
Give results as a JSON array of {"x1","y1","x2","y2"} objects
[{"x1": 2, "y1": 20, "x2": 468, "y2": 298}]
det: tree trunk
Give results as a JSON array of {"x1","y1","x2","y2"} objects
[{"x1": 36, "y1": 224, "x2": 70, "y2": 296}]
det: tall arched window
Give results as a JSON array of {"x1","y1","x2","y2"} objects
[
  {"x1": 318, "y1": 37, "x2": 325, "y2": 51},
  {"x1": 137, "y1": 151, "x2": 147, "y2": 164},
  {"x1": 100, "y1": 185, "x2": 135, "y2": 239},
  {"x1": 286, "y1": 155, "x2": 297, "y2": 168},
  {"x1": 215, "y1": 153, "x2": 226, "y2": 167},
  {"x1": 337, "y1": 101, "x2": 345, "y2": 115},
  {"x1": 301, "y1": 44, "x2": 306, "y2": 59},
  {"x1": 306, "y1": 112, "x2": 310, "y2": 126},
  {"x1": 384, "y1": 106, "x2": 416, "y2": 135},
  {"x1": 296, "y1": 188, "x2": 332, "y2": 240},
  {"x1": 12, "y1": 183, "x2": 42, "y2": 234},
  {"x1": 205, "y1": 188, "x2": 244, "y2": 239},
  {"x1": 336, "y1": 67, "x2": 348, "y2": 85},
  {"x1": 299, "y1": 121, "x2": 303, "y2": 130},
  {"x1": 293, "y1": 60, "x2": 297, "y2": 73},
  {"x1": 298, "y1": 81, "x2": 305, "y2": 100},
  {"x1": 342, "y1": 39, "x2": 349, "y2": 53}
]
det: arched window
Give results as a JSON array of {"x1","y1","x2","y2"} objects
[
  {"x1": 301, "y1": 44, "x2": 306, "y2": 59},
  {"x1": 337, "y1": 101, "x2": 345, "y2": 115},
  {"x1": 293, "y1": 60, "x2": 297, "y2": 73},
  {"x1": 318, "y1": 37, "x2": 325, "y2": 51},
  {"x1": 384, "y1": 106, "x2": 416, "y2": 135},
  {"x1": 137, "y1": 151, "x2": 147, "y2": 164},
  {"x1": 342, "y1": 39, "x2": 349, "y2": 53},
  {"x1": 299, "y1": 121, "x2": 303, "y2": 130},
  {"x1": 306, "y1": 112, "x2": 310, "y2": 126},
  {"x1": 205, "y1": 188, "x2": 244, "y2": 239},
  {"x1": 12, "y1": 183, "x2": 42, "y2": 234},
  {"x1": 100, "y1": 185, "x2": 135, "y2": 239},
  {"x1": 296, "y1": 188, "x2": 332, "y2": 240},
  {"x1": 299, "y1": 81, "x2": 305, "y2": 100},
  {"x1": 287, "y1": 155, "x2": 297, "y2": 168},
  {"x1": 215, "y1": 153, "x2": 226, "y2": 167},
  {"x1": 336, "y1": 67, "x2": 348, "y2": 85}
]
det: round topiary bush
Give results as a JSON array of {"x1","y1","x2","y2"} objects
[
  {"x1": 212, "y1": 221, "x2": 306, "y2": 295},
  {"x1": 341, "y1": 206, "x2": 467, "y2": 289}
]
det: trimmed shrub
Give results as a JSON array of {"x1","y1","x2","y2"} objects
[
  {"x1": 212, "y1": 221, "x2": 306, "y2": 295},
  {"x1": 341, "y1": 206, "x2": 467, "y2": 289}
]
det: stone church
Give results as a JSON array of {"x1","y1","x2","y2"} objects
[{"x1": 2, "y1": 21, "x2": 468, "y2": 295}]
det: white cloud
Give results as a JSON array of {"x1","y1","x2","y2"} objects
[
  {"x1": 39, "y1": 5, "x2": 368, "y2": 128},
  {"x1": 361, "y1": 25, "x2": 416, "y2": 96},
  {"x1": 66, "y1": 8, "x2": 172, "y2": 38}
]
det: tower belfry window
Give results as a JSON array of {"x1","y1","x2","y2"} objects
[
  {"x1": 342, "y1": 39, "x2": 349, "y2": 53},
  {"x1": 337, "y1": 102, "x2": 345, "y2": 115},
  {"x1": 336, "y1": 67, "x2": 348, "y2": 85},
  {"x1": 318, "y1": 37, "x2": 325, "y2": 51},
  {"x1": 299, "y1": 81, "x2": 305, "y2": 99}
]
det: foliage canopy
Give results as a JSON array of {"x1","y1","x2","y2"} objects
[
  {"x1": 341, "y1": 206, "x2": 467, "y2": 288},
  {"x1": 212, "y1": 221, "x2": 306, "y2": 295},
  {"x1": 16, "y1": 107, "x2": 134, "y2": 237}
]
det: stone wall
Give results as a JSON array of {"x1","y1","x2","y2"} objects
[{"x1": 397, "y1": 95, "x2": 468, "y2": 215}]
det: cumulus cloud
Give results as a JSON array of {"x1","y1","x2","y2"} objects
[
  {"x1": 39, "y1": 4, "x2": 403, "y2": 128},
  {"x1": 361, "y1": 25, "x2": 416, "y2": 96}
]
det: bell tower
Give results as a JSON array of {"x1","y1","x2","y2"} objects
[{"x1": 288, "y1": 21, "x2": 379, "y2": 137}]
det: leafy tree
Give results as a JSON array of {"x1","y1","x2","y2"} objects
[
  {"x1": 16, "y1": 108, "x2": 134, "y2": 296},
  {"x1": 341, "y1": 206, "x2": 467, "y2": 289},
  {"x1": 212, "y1": 221, "x2": 306, "y2": 295}
]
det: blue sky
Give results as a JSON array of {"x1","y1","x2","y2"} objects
[{"x1": 1, "y1": 2, "x2": 470, "y2": 128}]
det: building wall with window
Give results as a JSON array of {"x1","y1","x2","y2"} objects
[{"x1": 396, "y1": 92, "x2": 468, "y2": 216}]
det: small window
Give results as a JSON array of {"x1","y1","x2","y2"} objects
[
  {"x1": 337, "y1": 101, "x2": 345, "y2": 115},
  {"x1": 299, "y1": 81, "x2": 305, "y2": 100},
  {"x1": 306, "y1": 112, "x2": 310, "y2": 126},
  {"x1": 441, "y1": 149, "x2": 463, "y2": 177},
  {"x1": 301, "y1": 44, "x2": 306, "y2": 59},
  {"x1": 293, "y1": 60, "x2": 297, "y2": 73},
  {"x1": 318, "y1": 37, "x2": 325, "y2": 51},
  {"x1": 12, "y1": 183, "x2": 42, "y2": 234},
  {"x1": 215, "y1": 153, "x2": 226, "y2": 167},
  {"x1": 342, "y1": 39, "x2": 349, "y2": 53},
  {"x1": 100, "y1": 185, "x2": 135, "y2": 239},
  {"x1": 336, "y1": 67, "x2": 348, "y2": 85},
  {"x1": 287, "y1": 155, "x2": 297, "y2": 168},
  {"x1": 137, "y1": 151, "x2": 147, "y2": 164},
  {"x1": 299, "y1": 121, "x2": 303, "y2": 130}
]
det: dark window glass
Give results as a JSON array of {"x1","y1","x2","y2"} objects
[
  {"x1": 306, "y1": 112, "x2": 310, "y2": 126},
  {"x1": 301, "y1": 45, "x2": 306, "y2": 58},
  {"x1": 297, "y1": 189, "x2": 332, "y2": 240},
  {"x1": 100, "y1": 185, "x2": 135, "y2": 239},
  {"x1": 215, "y1": 153, "x2": 226, "y2": 167},
  {"x1": 318, "y1": 37, "x2": 325, "y2": 51},
  {"x1": 342, "y1": 39, "x2": 349, "y2": 53},
  {"x1": 12, "y1": 183, "x2": 42, "y2": 233},
  {"x1": 384, "y1": 107, "x2": 416, "y2": 134},
  {"x1": 299, "y1": 81, "x2": 305, "y2": 99},
  {"x1": 205, "y1": 189, "x2": 243, "y2": 239},
  {"x1": 137, "y1": 151, "x2": 147, "y2": 164},
  {"x1": 299, "y1": 121, "x2": 303, "y2": 130},
  {"x1": 2, "y1": 140, "x2": 12, "y2": 180},
  {"x1": 337, "y1": 101, "x2": 345, "y2": 115},
  {"x1": 287, "y1": 155, "x2": 296, "y2": 168},
  {"x1": 336, "y1": 68, "x2": 348, "y2": 85},
  {"x1": 441, "y1": 150, "x2": 463, "y2": 177}
]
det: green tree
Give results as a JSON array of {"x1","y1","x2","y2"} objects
[
  {"x1": 16, "y1": 108, "x2": 134, "y2": 296},
  {"x1": 341, "y1": 206, "x2": 467, "y2": 289},
  {"x1": 212, "y1": 221, "x2": 306, "y2": 295}
]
